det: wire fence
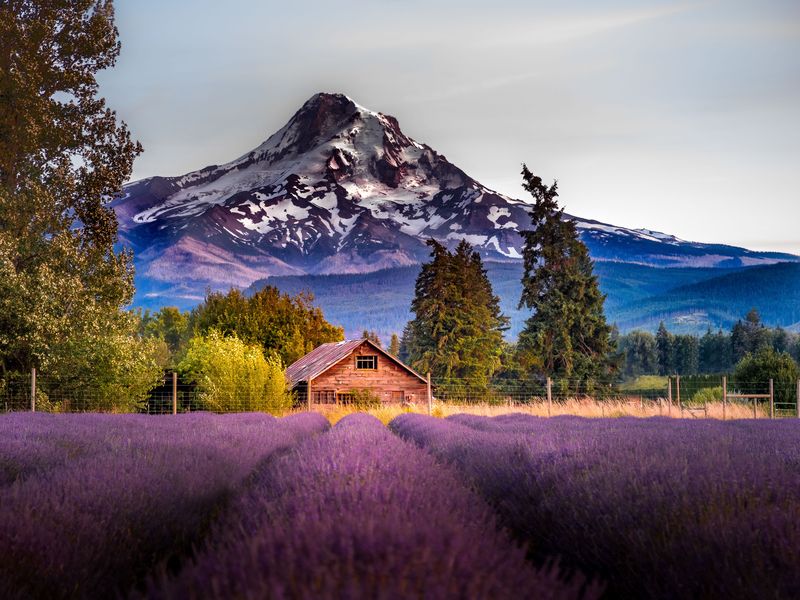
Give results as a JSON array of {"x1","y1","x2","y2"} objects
[{"x1": 1, "y1": 371, "x2": 799, "y2": 418}]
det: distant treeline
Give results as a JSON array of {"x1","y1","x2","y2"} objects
[{"x1": 618, "y1": 309, "x2": 800, "y2": 377}]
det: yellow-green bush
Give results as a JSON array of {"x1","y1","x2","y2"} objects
[{"x1": 179, "y1": 330, "x2": 291, "y2": 414}]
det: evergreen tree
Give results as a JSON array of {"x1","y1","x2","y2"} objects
[
  {"x1": 0, "y1": 2, "x2": 161, "y2": 404},
  {"x1": 673, "y1": 335, "x2": 699, "y2": 375},
  {"x1": 361, "y1": 330, "x2": 382, "y2": 348},
  {"x1": 618, "y1": 331, "x2": 658, "y2": 378},
  {"x1": 388, "y1": 333, "x2": 400, "y2": 357},
  {"x1": 699, "y1": 328, "x2": 732, "y2": 373},
  {"x1": 516, "y1": 165, "x2": 615, "y2": 389},
  {"x1": 656, "y1": 322, "x2": 674, "y2": 375},
  {"x1": 398, "y1": 323, "x2": 413, "y2": 364},
  {"x1": 405, "y1": 239, "x2": 508, "y2": 395},
  {"x1": 731, "y1": 308, "x2": 771, "y2": 363}
]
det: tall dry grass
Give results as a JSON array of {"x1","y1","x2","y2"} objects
[{"x1": 310, "y1": 397, "x2": 769, "y2": 425}]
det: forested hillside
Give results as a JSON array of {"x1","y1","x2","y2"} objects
[
  {"x1": 248, "y1": 261, "x2": 797, "y2": 340},
  {"x1": 612, "y1": 262, "x2": 800, "y2": 333}
]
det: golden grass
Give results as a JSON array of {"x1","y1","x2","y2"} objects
[{"x1": 310, "y1": 397, "x2": 768, "y2": 425}]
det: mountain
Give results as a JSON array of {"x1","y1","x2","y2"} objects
[{"x1": 113, "y1": 92, "x2": 798, "y2": 310}]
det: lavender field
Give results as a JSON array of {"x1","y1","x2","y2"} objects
[{"x1": 1, "y1": 413, "x2": 799, "y2": 599}]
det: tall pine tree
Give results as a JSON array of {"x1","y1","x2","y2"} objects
[
  {"x1": 516, "y1": 165, "x2": 615, "y2": 389},
  {"x1": 405, "y1": 239, "x2": 508, "y2": 396}
]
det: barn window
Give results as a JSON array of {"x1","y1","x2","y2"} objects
[
  {"x1": 337, "y1": 392, "x2": 355, "y2": 405},
  {"x1": 313, "y1": 390, "x2": 336, "y2": 404},
  {"x1": 356, "y1": 355, "x2": 378, "y2": 370},
  {"x1": 390, "y1": 390, "x2": 405, "y2": 403}
]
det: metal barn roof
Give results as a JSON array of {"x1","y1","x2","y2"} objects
[{"x1": 284, "y1": 339, "x2": 426, "y2": 387}]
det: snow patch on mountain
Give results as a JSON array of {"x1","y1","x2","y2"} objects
[{"x1": 115, "y1": 92, "x2": 799, "y2": 302}]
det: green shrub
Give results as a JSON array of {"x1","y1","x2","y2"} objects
[
  {"x1": 734, "y1": 347, "x2": 799, "y2": 405},
  {"x1": 179, "y1": 330, "x2": 291, "y2": 414},
  {"x1": 619, "y1": 375, "x2": 668, "y2": 393},
  {"x1": 691, "y1": 386, "x2": 723, "y2": 405},
  {"x1": 346, "y1": 388, "x2": 382, "y2": 409}
]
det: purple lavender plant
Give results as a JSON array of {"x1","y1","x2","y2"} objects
[
  {"x1": 147, "y1": 413, "x2": 594, "y2": 599},
  {"x1": 391, "y1": 413, "x2": 800, "y2": 599},
  {"x1": 0, "y1": 412, "x2": 329, "y2": 599}
]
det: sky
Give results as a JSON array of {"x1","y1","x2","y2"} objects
[{"x1": 99, "y1": 0, "x2": 800, "y2": 253}]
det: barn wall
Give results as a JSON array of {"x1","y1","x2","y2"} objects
[{"x1": 311, "y1": 345, "x2": 427, "y2": 405}]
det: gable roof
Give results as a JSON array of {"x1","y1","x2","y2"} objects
[{"x1": 285, "y1": 339, "x2": 427, "y2": 387}]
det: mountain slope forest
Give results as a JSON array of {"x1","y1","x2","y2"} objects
[{"x1": 245, "y1": 261, "x2": 800, "y2": 339}]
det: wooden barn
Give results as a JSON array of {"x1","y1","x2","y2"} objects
[{"x1": 285, "y1": 339, "x2": 429, "y2": 408}]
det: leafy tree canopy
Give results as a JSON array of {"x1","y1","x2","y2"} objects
[
  {"x1": 0, "y1": 1, "x2": 160, "y2": 405},
  {"x1": 190, "y1": 287, "x2": 344, "y2": 366},
  {"x1": 179, "y1": 330, "x2": 291, "y2": 414}
]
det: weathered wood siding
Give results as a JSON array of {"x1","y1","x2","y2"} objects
[{"x1": 311, "y1": 345, "x2": 427, "y2": 405}]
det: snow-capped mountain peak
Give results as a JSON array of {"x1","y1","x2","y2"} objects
[{"x1": 113, "y1": 92, "x2": 797, "y2": 298}]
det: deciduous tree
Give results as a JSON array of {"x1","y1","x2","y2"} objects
[{"x1": 0, "y1": 1, "x2": 161, "y2": 406}]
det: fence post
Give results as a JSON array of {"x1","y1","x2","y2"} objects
[
  {"x1": 769, "y1": 379, "x2": 774, "y2": 419},
  {"x1": 722, "y1": 376, "x2": 727, "y2": 421},
  {"x1": 676, "y1": 375, "x2": 682, "y2": 418},
  {"x1": 172, "y1": 372, "x2": 178, "y2": 415},
  {"x1": 427, "y1": 372, "x2": 432, "y2": 416},
  {"x1": 546, "y1": 377, "x2": 552, "y2": 417},
  {"x1": 30, "y1": 367, "x2": 36, "y2": 413},
  {"x1": 307, "y1": 378, "x2": 313, "y2": 412},
  {"x1": 667, "y1": 377, "x2": 672, "y2": 417},
  {"x1": 753, "y1": 395, "x2": 757, "y2": 419}
]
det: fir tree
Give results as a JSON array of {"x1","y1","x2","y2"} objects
[
  {"x1": 388, "y1": 333, "x2": 400, "y2": 357},
  {"x1": 673, "y1": 335, "x2": 699, "y2": 375},
  {"x1": 405, "y1": 239, "x2": 508, "y2": 396},
  {"x1": 731, "y1": 308, "x2": 771, "y2": 363},
  {"x1": 361, "y1": 330, "x2": 382, "y2": 348},
  {"x1": 656, "y1": 322, "x2": 674, "y2": 375},
  {"x1": 618, "y1": 331, "x2": 658, "y2": 378},
  {"x1": 516, "y1": 165, "x2": 615, "y2": 389},
  {"x1": 699, "y1": 328, "x2": 732, "y2": 373}
]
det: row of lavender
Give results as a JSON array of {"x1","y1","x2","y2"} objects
[
  {"x1": 390, "y1": 413, "x2": 800, "y2": 599},
  {"x1": 0, "y1": 412, "x2": 329, "y2": 599},
  {"x1": 0, "y1": 413, "x2": 593, "y2": 599},
  {"x1": 145, "y1": 414, "x2": 592, "y2": 599}
]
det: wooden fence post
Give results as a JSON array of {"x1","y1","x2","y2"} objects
[
  {"x1": 172, "y1": 372, "x2": 178, "y2": 415},
  {"x1": 667, "y1": 377, "x2": 672, "y2": 417},
  {"x1": 753, "y1": 395, "x2": 757, "y2": 419},
  {"x1": 769, "y1": 379, "x2": 774, "y2": 419},
  {"x1": 427, "y1": 372, "x2": 432, "y2": 416},
  {"x1": 546, "y1": 377, "x2": 552, "y2": 417},
  {"x1": 307, "y1": 378, "x2": 313, "y2": 411},
  {"x1": 30, "y1": 367, "x2": 36, "y2": 413},
  {"x1": 722, "y1": 376, "x2": 727, "y2": 421},
  {"x1": 676, "y1": 375, "x2": 682, "y2": 418}
]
